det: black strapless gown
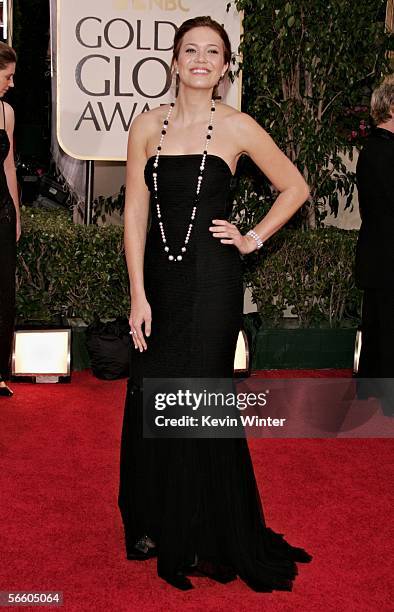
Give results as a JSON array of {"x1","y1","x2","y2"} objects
[
  {"x1": 118, "y1": 154, "x2": 311, "y2": 591},
  {"x1": 0, "y1": 127, "x2": 16, "y2": 382}
]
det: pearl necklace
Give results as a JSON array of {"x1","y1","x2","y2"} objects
[{"x1": 152, "y1": 99, "x2": 216, "y2": 262}]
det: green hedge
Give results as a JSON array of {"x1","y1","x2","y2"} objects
[
  {"x1": 16, "y1": 210, "x2": 361, "y2": 326},
  {"x1": 244, "y1": 228, "x2": 362, "y2": 327},
  {"x1": 16, "y1": 210, "x2": 128, "y2": 322}
]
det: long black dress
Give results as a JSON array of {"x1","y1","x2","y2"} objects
[
  {"x1": 0, "y1": 101, "x2": 16, "y2": 383},
  {"x1": 118, "y1": 154, "x2": 312, "y2": 591}
]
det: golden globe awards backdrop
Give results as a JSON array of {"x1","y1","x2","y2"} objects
[{"x1": 57, "y1": 0, "x2": 242, "y2": 161}]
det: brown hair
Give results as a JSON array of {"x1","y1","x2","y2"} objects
[
  {"x1": 0, "y1": 41, "x2": 16, "y2": 70},
  {"x1": 370, "y1": 76, "x2": 394, "y2": 124},
  {"x1": 171, "y1": 16, "x2": 232, "y2": 98}
]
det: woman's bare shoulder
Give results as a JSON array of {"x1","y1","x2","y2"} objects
[
  {"x1": 131, "y1": 105, "x2": 168, "y2": 130},
  {"x1": 217, "y1": 103, "x2": 261, "y2": 129},
  {"x1": 128, "y1": 105, "x2": 168, "y2": 150},
  {"x1": 0, "y1": 102, "x2": 14, "y2": 132},
  {"x1": 2, "y1": 101, "x2": 14, "y2": 119},
  {"x1": 215, "y1": 101, "x2": 242, "y2": 120}
]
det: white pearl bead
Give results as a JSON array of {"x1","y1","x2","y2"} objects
[{"x1": 153, "y1": 99, "x2": 215, "y2": 262}]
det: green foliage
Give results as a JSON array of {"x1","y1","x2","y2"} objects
[
  {"x1": 16, "y1": 209, "x2": 129, "y2": 322},
  {"x1": 16, "y1": 210, "x2": 360, "y2": 327},
  {"x1": 244, "y1": 227, "x2": 362, "y2": 327},
  {"x1": 232, "y1": 0, "x2": 392, "y2": 226}
]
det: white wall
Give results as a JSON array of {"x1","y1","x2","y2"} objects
[
  {"x1": 94, "y1": 161, "x2": 126, "y2": 199},
  {"x1": 323, "y1": 149, "x2": 361, "y2": 231}
]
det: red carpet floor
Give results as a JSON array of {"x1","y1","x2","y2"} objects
[{"x1": 0, "y1": 370, "x2": 393, "y2": 611}]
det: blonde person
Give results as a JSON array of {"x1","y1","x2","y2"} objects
[{"x1": 355, "y1": 76, "x2": 394, "y2": 416}]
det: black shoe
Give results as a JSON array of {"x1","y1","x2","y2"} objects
[
  {"x1": 126, "y1": 535, "x2": 156, "y2": 560},
  {"x1": 0, "y1": 386, "x2": 13, "y2": 397},
  {"x1": 158, "y1": 571, "x2": 194, "y2": 591}
]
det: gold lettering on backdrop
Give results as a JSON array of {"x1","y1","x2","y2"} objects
[
  {"x1": 113, "y1": 0, "x2": 129, "y2": 9},
  {"x1": 132, "y1": 0, "x2": 146, "y2": 9},
  {"x1": 128, "y1": 0, "x2": 189, "y2": 10}
]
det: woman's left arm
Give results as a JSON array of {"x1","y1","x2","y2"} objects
[
  {"x1": 210, "y1": 112, "x2": 310, "y2": 254},
  {"x1": 3, "y1": 103, "x2": 20, "y2": 241}
]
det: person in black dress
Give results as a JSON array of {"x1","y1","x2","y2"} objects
[
  {"x1": 118, "y1": 16, "x2": 312, "y2": 591},
  {"x1": 355, "y1": 77, "x2": 394, "y2": 415},
  {"x1": 0, "y1": 42, "x2": 19, "y2": 398}
]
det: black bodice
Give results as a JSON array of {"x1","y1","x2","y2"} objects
[
  {"x1": 0, "y1": 129, "x2": 15, "y2": 225},
  {"x1": 143, "y1": 154, "x2": 238, "y2": 271}
]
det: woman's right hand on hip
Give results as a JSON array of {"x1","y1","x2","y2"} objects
[{"x1": 129, "y1": 295, "x2": 152, "y2": 352}]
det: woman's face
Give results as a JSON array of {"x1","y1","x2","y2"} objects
[
  {"x1": 174, "y1": 27, "x2": 228, "y2": 93},
  {"x1": 0, "y1": 62, "x2": 15, "y2": 97}
]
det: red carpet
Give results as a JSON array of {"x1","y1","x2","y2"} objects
[{"x1": 0, "y1": 370, "x2": 393, "y2": 611}]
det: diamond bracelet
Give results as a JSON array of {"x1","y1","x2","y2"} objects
[{"x1": 246, "y1": 229, "x2": 264, "y2": 250}]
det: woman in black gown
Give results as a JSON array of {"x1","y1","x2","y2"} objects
[
  {"x1": 118, "y1": 16, "x2": 312, "y2": 591},
  {"x1": 0, "y1": 42, "x2": 19, "y2": 398}
]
